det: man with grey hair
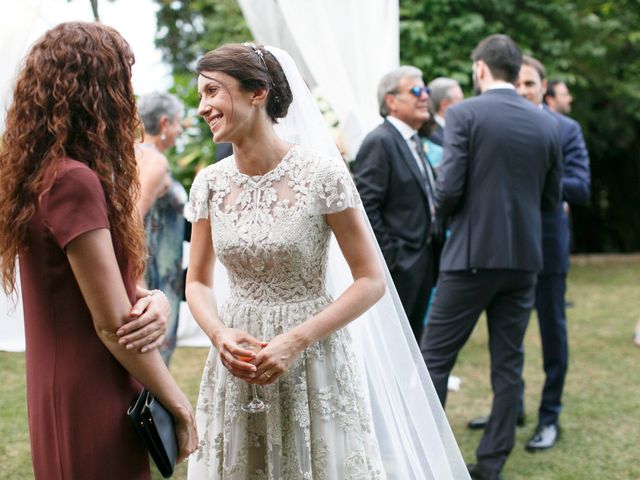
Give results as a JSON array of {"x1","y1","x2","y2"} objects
[
  {"x1": 353, "y1": 65, "x2": 438, "y2": 341},
  {"x1": 427, "y1": 77, "x2": 464, "y2": 145}
]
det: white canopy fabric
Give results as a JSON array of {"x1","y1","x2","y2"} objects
[
  {"x1": 0, "y1": 282, "x2": 25, "y2": 352},
  {"x1": 0, "y1": 0, "x2": 43, "y2": 132},
  {"x1": 0, "y1": 1, "x2": 40, "y2": 351},
  {"x1": 238, "y1": 0, "x2": 399, "y2": 158},
  {"x1": 0, "y1": 0, "x2": 170, "y2": 132}
]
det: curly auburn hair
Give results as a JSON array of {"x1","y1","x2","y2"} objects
[{"x1": 0, "y1": 21, "x2": 146, "y2": 295}]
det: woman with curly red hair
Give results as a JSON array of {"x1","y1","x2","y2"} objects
[{"x1": 0, "y1": 22, "x2": 197, "y2": 478}]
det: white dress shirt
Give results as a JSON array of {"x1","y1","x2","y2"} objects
[
  {"x1": 486, "y1": 81, "x2": 516, "y2": 91},
  {"x1": 386, "y1": 115, "x2": 426, "y2": 176}
]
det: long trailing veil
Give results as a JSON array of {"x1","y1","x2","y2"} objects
[{"x1": 212, "y1": 45, "x2": 470, "y2": 479}]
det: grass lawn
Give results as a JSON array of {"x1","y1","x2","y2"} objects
[{"x1": 1, "y1": 258, "x2": 638, "y2": 479}]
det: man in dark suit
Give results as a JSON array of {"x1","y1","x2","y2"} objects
[
  {"x1": 467, "y1": 55, "x2": 592, "y2": 451},
  {"x1": 516, "y1": 55, "x2": 591, "y2": 450},
  {"x1": 353, "y1": 65, "x2": 437, "y2": 341},
  {"x1": 419, "y1": 35, "x2": 562, "y2": 480},
  {"x1": 544, "y1": 79, "x2": 574, "y2": 114}
]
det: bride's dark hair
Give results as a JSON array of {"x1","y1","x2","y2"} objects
[{"x1": 196, "y1": 43, "x2": 293, "y2": 122}]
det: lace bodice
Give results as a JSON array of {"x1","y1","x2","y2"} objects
[{"x1": 185, "y1": 145, "x2": 360, "y2": 305}]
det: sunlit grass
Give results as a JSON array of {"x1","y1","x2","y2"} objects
[{"x1": 447, "y1": 259, "x2": 640, "y2": 480}]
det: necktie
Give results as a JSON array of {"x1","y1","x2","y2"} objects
[{"x1": 411, "y1": 134, "x2": 437, "y2": 223}]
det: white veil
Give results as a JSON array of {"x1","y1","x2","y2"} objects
[{"x1": 265, "y1": 46, "x2": 470, "y2": 479}]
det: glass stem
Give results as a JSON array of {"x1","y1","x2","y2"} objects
[{"x1": 251, "y1": 384, "x2": 259, "y2": 401}]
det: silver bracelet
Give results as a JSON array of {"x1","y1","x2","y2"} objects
[
  {"x1": 146, "y1": 289, "x2": 171, "y2": 319},
  {"x1": 148, "y1": 289, "x2": 167, "y2": 300}
]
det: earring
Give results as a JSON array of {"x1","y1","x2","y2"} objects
[{"x1": 160, "y1": 133, "x2": 166, "y2": 141}]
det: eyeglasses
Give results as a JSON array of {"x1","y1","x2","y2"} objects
[{"x1": 409, "y1": 86, "x2": 431, "y2": 98}]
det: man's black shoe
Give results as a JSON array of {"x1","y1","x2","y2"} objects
[
  {"x1": 467, "y1": 463, "x2": 503, "y2": 480},
  {"x1": 525, "y1": 424, "x2": 559, "y2": 451},
  {"x1": 467, "y1": 416, "x2": 489, "y2": 430},
  {"x1": 467, "y1": 414, "x2": 525, "y2": 430}
]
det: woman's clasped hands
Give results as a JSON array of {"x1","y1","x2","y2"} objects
[
  {"x1": 214, "y1": 327, "x2": 305, "y2": 385},
  {"x1": 116, "y1": 289, "x2": 171, "y2": 352}
]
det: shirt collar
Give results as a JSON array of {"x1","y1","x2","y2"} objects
[
  {"x1": 434, "y1": 114, "x2": 445, "y2": 128},
  {"x1": 386, "y1": 115, "x2": 417, "y2": 140},
  {"x1": 486, "y1": 82, "x2": 516, "y2": 91}
]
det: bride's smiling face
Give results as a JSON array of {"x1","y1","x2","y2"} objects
[{"x1": 197, "y1": 71, "x2": 256, "y2": 144}]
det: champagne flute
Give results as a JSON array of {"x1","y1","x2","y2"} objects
[{"x1": 237, "y1": 342, "x2": 270, "y2": 413}]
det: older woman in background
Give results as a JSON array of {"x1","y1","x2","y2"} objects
[{"x1": 136, "y1": 92, "x2": 188, "y2": 364}]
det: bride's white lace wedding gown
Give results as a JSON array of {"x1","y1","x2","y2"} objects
[{"x1": 185, "y1": 145, "x2": 384, "y2": 479}]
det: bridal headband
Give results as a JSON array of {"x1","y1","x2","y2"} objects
[
  {"x1": 242, "y1": 42, "x2": 269, "y2": 71},
  {"x1": 242, "y1": 41, "x2": 278, "y2": 96}
]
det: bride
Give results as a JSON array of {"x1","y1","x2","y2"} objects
[{"x1": 185, "y1": 42, "x2": 469, "y2": 479}]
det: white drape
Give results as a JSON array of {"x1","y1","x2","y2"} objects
[
  {"x1": 0, "y1": 282, "x2": 25, "y2": 352},
  {"x1": 0, "y1": 3, "x2": 38, "y2": 351},
  {"x1": 0, "y1": 0, "x2": 44, "y2": 132},
  {"x1": 0, "y1": 0, "x2": 170, "y2": 133},
  {"x1": 238, "y1": 0, "x2": 398, "y2": 158}
]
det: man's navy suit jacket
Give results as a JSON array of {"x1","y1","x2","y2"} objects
[
  {"x1": 540, "y1": 107, "x2": 591, "y2": 274},
  {"x1": 435, "y1": 89, "x2": 563, "y2": 273}
]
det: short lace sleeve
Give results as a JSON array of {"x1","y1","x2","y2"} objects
[
  {"x1": 184, "y1": 167, "x2": 211, "y2": 222},
  {"x1": 308, "y1": 153, "x2": 361, "y2": 215}
]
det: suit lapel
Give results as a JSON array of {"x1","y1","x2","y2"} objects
[{"x1": 382, "y1": 120, "x2": 429, "y2": 199}]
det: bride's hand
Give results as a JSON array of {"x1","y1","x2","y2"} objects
[
  {"x1": 251, "y1": 332, "x2": 305, "y2": 385},
  {"x1": 213, "y1": 327, "x2": 262, "y2": 381}
]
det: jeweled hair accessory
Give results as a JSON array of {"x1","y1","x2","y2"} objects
[
  {"x1": 242, "y1": 42, "x2": 268, "y2": 69},
  {"x1": 242, "y1": 41, "x2": 274, "y2": 91}
]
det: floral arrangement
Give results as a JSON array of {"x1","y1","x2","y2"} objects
[{"x1": 312, "y1": 87, "x2": 349, "y2": 161}]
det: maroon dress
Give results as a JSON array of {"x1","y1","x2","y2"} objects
[{"x1": 19, "y1": 159, "x2": 150, "y2": 479}]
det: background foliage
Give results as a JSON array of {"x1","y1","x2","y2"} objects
[{"x1": 152, "y1": 0, "x2": 640, "y2": 253}]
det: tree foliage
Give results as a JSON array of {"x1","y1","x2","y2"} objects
[{"x1": 154, "y1": 0, "x2": 639, "y2": 252}]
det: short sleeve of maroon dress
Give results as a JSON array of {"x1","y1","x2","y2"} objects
[
  {"x1": 19, "y1": 159, "x2": 150, "y2": 479},
  {"x1": 45, "y1": 160, "x2": 110, "y2": 248}
]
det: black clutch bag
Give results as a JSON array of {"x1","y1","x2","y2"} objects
[{"x1": 127, "y1": 389, "x2": 178, "y2": 478}]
